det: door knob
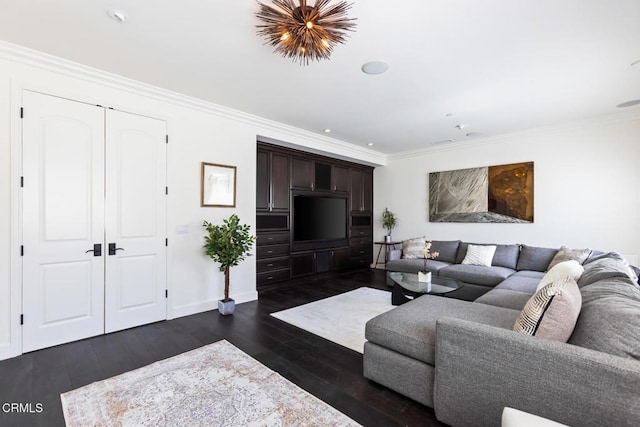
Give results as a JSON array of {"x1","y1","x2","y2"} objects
[
  {"x1": 85, "y1": 243, "x2": 102, "y2": 256},
  {"x1": 108, "y1": 243, "x2": 125, "y2": 255}
]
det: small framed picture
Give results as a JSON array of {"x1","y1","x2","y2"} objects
[{"x1": 201, "y1": 162, "x2": 237, "y2": 207}]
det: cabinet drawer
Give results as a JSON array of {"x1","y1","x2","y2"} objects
[
  {"x1": 257, "y1": 269, "x2": 290, "y2": 285},
  {"x1": 350, "y1": 237, "x2": 372, "y2": 249},
  {"x1": 257, "y1": 257, "x2": 290, "y2": 273},
  {"x1": 257, "y1": 244, "x2": 289, "y2": 258},
  {"x1": 351, "y1": 256, "x2": 372, "y2": 268},
  {"x1": 350, "y1": 228, "x2": 372, "y2": 238},
  {"x1": 257, "y1": 232, "x2": 290, "y2": 246},
  {"x1": 350, "y1": 247, "x2": 373, "y2": 258}
]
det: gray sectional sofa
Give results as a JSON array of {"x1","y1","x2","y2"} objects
[{"x1": 363, "y1": 240, "x2": 640, "y2": 426}]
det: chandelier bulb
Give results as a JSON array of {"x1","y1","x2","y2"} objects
[
  {"x1": 306, "y1": 21, "x2": 314, "y2": 29},
  {"x1": 280, "y1": 32, "x2": 290, "y2": 41}
]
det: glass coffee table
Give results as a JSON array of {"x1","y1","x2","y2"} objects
[{"x1": 387, "y1": 271, "x2": 462, "y2": 305}]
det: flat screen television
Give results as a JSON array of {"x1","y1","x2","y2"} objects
[{"x1": 293, "y1": 195, "x2": 347, "y2": 242}]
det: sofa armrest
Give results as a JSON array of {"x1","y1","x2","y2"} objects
[{"x1": 434, "y1": 317, "x2": 640, "y2": 427}]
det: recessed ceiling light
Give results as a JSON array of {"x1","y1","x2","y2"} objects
[
  {"x1": 466, "y1": 132, "x2": 484, "y2": 138},
  {"x1": 361, "y1": 61, "x2": 389, "y2": 75},
  {"x1": 445, "y1": 113, "x2": 453, "y2": 117},
  {"x1": 631, "y1": 59, "x2": 640, "y2": 67},
  {"x1": 616, "y1": 99, "x2": 640, "y2": 108},
  {"x1": 324, "y1": 128, "x2": 331, "y2": 133},
  {"x1": 107, "y1": 9, "x2": 127, "y2": 23},
  {"x1": 367, "y1": 142, "x2": 374, "y2": 146},
  {"x1": 432, "y1": 139, "x2": 454, "y2": 145},
  {"x1": 455, "y1": 124, "x2": 467, "y2": 130}
]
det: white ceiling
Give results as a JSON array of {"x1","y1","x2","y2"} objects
[{"x1": 0, "y1": 0, "x2": 639, "y2": 155}]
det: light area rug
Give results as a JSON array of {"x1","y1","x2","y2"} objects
[
  {"x1": 60, "y1": 340, "x2": 360, "y2": 427},
  {"x1": 271, "y1": 287, "x2": 393, "y2": 353}
]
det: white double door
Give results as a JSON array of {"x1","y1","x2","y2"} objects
[{"x1": 22, "y1": 91, "x2": 167, "y2": 352}]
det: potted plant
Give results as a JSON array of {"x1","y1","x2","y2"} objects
[
  {"x1": 419, "y1": 241, "x2": 440, "y2": 283},
  {"x1": 381, "y1": 207, "x2": 398, "y2": 243},
  {"x1": 203, "y1": 214, "x2": 256, "y2": 315}
]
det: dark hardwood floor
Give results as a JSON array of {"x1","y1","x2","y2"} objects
[{"x1": 0, "y1": 268, "x2": 444, "y2": 427}]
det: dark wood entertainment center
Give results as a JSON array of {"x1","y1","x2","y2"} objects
[{"x1": 256, "y1": 141, "x2": 374, "y2": 290}]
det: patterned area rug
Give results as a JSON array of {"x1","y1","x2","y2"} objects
[
  {"x1": 271, "y1": 287, "x2": 394, "y2": 353},
  {"x1": 60, "y1": 340, "x2": 360, "y2": 426}
]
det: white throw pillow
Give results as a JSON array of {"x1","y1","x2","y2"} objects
[
  {"x1": 461, "y1": 244, "x2": 496, "y2": 267},
  {"x1": 537, "y1": 260, "x2": 584, "y2": 291}
]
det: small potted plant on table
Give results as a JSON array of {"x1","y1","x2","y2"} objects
[
  {"x1": 203, "y1": 214, "x2": 256, "y2": 315},
  {"x1": 381, "y1": 207, "x2": 398, "y2": 243}
]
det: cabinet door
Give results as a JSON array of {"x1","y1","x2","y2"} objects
[
  {"x1": 362, "y1": 170, "x2": 373, "y2": 213},
  {"x1": 349, "y1": 169, "x2": 363, "y2": 213},
  {"x1": 314, "y1": 162, "x2": 332, "y2": 191},
  {"x1": 332, "y1": 166, "x2": 349, "y2": 193},
  {"x1": 271, "y1": 153, "x2": 290, "y2": 211},
  {"x1": 292, "y1": 157, "x2": 314, "y2": 190},
  {"x1": 256, "y1": 150, "x2": 270, "y2": 211},
  {"x1": 291, "y1": 252, "x2": 315, "y2": 277},
  {"x1": 332, "y1": 248, "x2": 351, "y2": 271}
]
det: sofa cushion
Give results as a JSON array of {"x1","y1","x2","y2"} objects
[
  {"x1": 440, "y1": 264, "x2": 516, "y2": 287},
  {"x1": 516, "y1": 245, "x2": 558, "y2": 272},
  {"x1": 474, "y1": 289, "x2": 533, "y2": 311},
  {"x1": 461, "y1": 244, "x2": 496, "y2": 267},
  {"x1": 385, "y1": 259, "x2": 452, "y2": 275},
  {"x1": 365, "y1": 296, "x2": 519, "y2": 364},
  {"x1": 429, "y1": 240, "x2": 461, "y2": 263},
  {"x1": 568, "y1": 277, "x2": 640, "y2": 360},
  {"x1": 456, "y1": 242, "x2": 520, "y2": 269},
  {"x1": 402, "y1": 237, "x2": 426, "y2": 259},
  {"x1": 494, "y1": 272, "x2": 542, "y2": 294},
  {"x1": 579, "y1": 252, "x2": 639, "y2": 287},
  {"x1": 537, "y1": 260, "x2": 584, "y2": 291},
  {"x1": 513, "y1": 277, "x2": 582, "y2": 342},
  {"x1": 547, "y1": 246, "x2": 591, "y2": 270}
]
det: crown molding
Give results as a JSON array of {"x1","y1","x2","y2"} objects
[
  {"x1": 0, "y1": 40, "x2": 386, "y2": 166},
  {"x1": 387, "y1": 109, "x2": 640, "y2": 161}
]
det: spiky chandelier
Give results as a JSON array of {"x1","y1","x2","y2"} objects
[{"x1": 256, "y1": 0, "x2": 357, "y2": 65}]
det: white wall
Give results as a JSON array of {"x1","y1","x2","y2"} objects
[
  {"x1": 0, "y1": 42, "x2": 385, "y2": 360},
  {"x1": 374, "y1": 114, "x2": 640, "y2": 265}
]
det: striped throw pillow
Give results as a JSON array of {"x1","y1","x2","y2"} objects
[{"x1": 513, "y1": 277, "x2": 582, "y2": 342}]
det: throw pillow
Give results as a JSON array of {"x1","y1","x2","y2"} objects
[
  {"x1": 402, "y1": 237, "x2": 426, "y2": 259},
  {"x1": 461, "y1": 244, "x2": 497, "y2": 267},
  {"x1": 536, "y1": 260, "x2": 584, "y2": 291},
  {"x1": 547, "y1": 246, "x2": 591, "y2": 270},
  {"x1": 513, "y1": 277, "x2": 582, "y2": 342}
]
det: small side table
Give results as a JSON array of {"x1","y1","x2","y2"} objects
[{"x1": 374, "y1": 241, "x2": 402, "y2": 269}]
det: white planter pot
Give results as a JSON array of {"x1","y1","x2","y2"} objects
[
  {"x1": 384, "y1": 235, "x2": 392, "y2": 243},
  {"x1": 418, "y1": 271, "x2": 432, "y2": 283},
  {"x1": 218, "y1": 298, "x2": 235, "y2": 315}
]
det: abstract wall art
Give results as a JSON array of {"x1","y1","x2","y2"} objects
[{"x1": 429, "y1": 162, "x2": 534, "y2": 223}]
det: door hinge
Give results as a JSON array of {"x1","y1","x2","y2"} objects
[
  {"x1": 165, "y1": 290, "x2": 168, "y2": 298},
  {"x1": 20, "y1": 245, "x2": 24, "y2": 256},
  {"x1": 165, "y1": 135, "x2": 169, "y2": 144},
  {"x1": 20, "y1": 176, "x2": 24, "y2": 188},
  {"x1": 20, "y1": 314, "x2": 24, "y2": 325},
  {"x1": 20, "y1": 107, "x2": 23, "y2": 119},
  {"x1": 165, "y1": 238, "x2": 168, "y2": 247},
  {"x1": 165, "y1": 186, "x2": 168, "y2": 195}
]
